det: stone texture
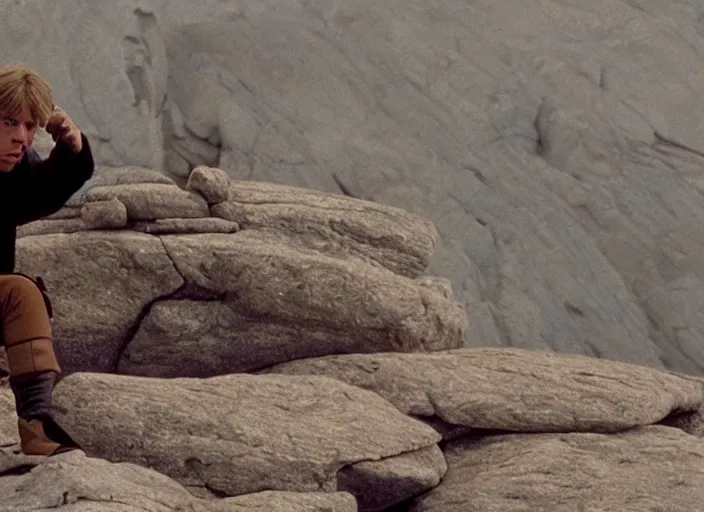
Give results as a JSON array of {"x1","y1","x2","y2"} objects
[
  {"x1": 338, "y1": 446, "x2": 446, "y2": 511},
  {"x1": 0, "y1": 388, "x2": 16, "y2": 444},
  {"x1": 661, "y1": 409, "x2": 704, "y2": 437},
  {"x1": 53, "y1": 372, "x2": 441, "y2": 510},
  {"x1": 17, "y1": 218, "x2": 87, "y2": 238},
  {"x1": 409, "y1": 426, "x2": 704, "y2": 512},
  {"x1": 159, "y1": 232, "x2": 465, "y2": 354},
  {"x1": 0, "y1": 448, "x2": 357, "y2": 512},
  {"x1": 187, "y1": 165, "x2": 231, "y2": 204},
  {"x1": 265, "y1": 348, "x2": 704, "y2": 434},
  {"x1": 118, "y1": 293, "x2": 462, "y2": 377},
  {"x1": 81, "y1": 199, "x2": 128, "y2": 230},
  {"x1": 212, "y1": 180, "x2": 438, "y2": 278},
  {"x1": 226, "y1": 491, "x2": 358, "y2": 512},
  {"x1": 45, "y1": 206, "x2": 82, "y2": 220},
  {"x1": 15, "y1": 232, "x2": 184, "y2": 373},
  {"x1": 131, "y1": 217, "x2": 239, "y2": 234},
  {"x1": 14, "y1": 180, "x2": 466, "y2": 378},
  {"x1": 91, "y1": 166, "x2": 177, "y2": 187},
  {"x1": 86, "y1": 184, "x2": 210, "y2": 220}
]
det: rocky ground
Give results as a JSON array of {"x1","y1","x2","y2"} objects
[{"x1": 2, "y1": 169, "x2": 704, "y2": 511}]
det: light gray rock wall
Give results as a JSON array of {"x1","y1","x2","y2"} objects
[{"x1": 4, "y1": 1, "x2": 704, "y2": 373}]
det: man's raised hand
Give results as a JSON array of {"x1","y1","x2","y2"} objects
[{"x1": 45, "y1": 106, "x2": 82, "y2": 153}]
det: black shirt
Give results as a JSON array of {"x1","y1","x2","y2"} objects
[{"x1": 0, "y1": 134, "x2": 94, "y2": 273}]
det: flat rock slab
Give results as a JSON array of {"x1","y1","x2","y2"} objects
[
  {"x1": 211, "y1": 179, "x2": 438, "y2": 277},
  {"x1": 0, "y1": 448, "x2": 356, "y2": 511},
  {"x1": 17, "y1": 218, "x2": 87, "y2": 238},
  {"x1": 131, "y1": 217, "x2": 239, "y2": 234},
  {"x1": 86, "y1": 184, "x2": 210, "y2": 220},
  {"x1": 265, "y1": 348, "x2": 704, "y2": 433},
  {"x1": 53, "y1": 372, "x2": 443, "y2": 510},
  {"x1": 121, "y1": 299, "x2": 411, "y2": 377},
  {"x1": 227, "y1": 491, "x2": 358, "y2": 512},
  {"x1": 91, "y1": 166, "x2": 178, "y2": 187},
  {"x1": 119, "y1": 290, "x2": 461, "y2": 377},
  {"x1": 410, "y1": 426, "x2": 704, "y2": 512},
  {"x1": 15, "y1": 232, "x2": 184, "y2": 373},
  {"x1": 159, "y1": 232, "x2": 465, "y2": 355}
]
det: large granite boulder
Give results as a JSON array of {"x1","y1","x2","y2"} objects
[
  {"x1": 14, "y1": 169, "x2": 465, "y2": 376},
  {"x1": 408, "y1": 426, "x2": 704, "y2": 512},
  {"x1": 52, "y1": 371, "x2": 444, "y2": 510},
  {"x1": 264, "y1": 348, "x2": 704, "y2": 437},
  {"x1": 0, "y1": 448, "x2": 357, "y2": 512}
]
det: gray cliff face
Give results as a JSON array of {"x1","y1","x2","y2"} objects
[{"x1": 3, "y1": 1, "x2": 704, "y2": 373}]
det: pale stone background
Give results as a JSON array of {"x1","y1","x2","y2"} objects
[{"x1": 4, "y1": 0, "x2": 704, "y2": 374}]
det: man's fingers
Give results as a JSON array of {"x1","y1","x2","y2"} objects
[
  {"x1": 43, "y1": 106, "x2": 82, "y2": 151},
  {"x1": 46, "y1": 118, "x2": 74, "y2": 139},
  {"x1": 48, "y1": 124, "x2": 69, "y2": 141},
  {"x1": 45, "y1": 117, "x2": 64, "y2": 135}
]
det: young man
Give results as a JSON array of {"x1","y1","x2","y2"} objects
[{"x1": 0, "y1": 63, "x2": 94, "y2": 456}]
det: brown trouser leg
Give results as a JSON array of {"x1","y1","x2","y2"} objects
[
  {"x1": 0, "y1": 274, "x2": 60, "y2": 377},
  {"x1": 0, "y1": 274, "x2": 79, "y2": 456}
]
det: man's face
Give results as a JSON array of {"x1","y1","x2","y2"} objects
[{"x1": 0, "y1": 104, "x2": 37, "y2": 172}]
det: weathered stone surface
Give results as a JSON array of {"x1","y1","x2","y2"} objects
[
  {"x1": 266, "y1": 348, "x2": 704, "y2": 434},
  {"x1": 339, "y1": 445, "x2": 446, "y2": 511},
  {"x1": 0, "y1": 448, "x2": 355, "y2": 512},
  {"x1": 0, "y1": 388, "x2": 16, "y2": 444},
  {"x1": 661, "y1": 409, "x2": 704, "y2": 437},
  {"x1": 86, "y1": 184, "x2": 210, "y2": 220},
  {"x1": 226, "y1": 491, "x2": 358, "y2": 512},
  {"x1": 131, "y1": 217, "x2": 239, "y2": 234},
  {"x1": 53, "y1": 372, "x2": 441, "y2": 510},
  {"x1": 81, "y1": 199, "x2": 128, "y2": 230},
  {"x1": 415, "y1": 276, "x2": 455, "y2": 300},
  {"x1": 409, "y1": 426, "x2": 704, "y2": 512},
  {"x1": 45, "y1": 206, "x2": 82, "y2": 220},
  {"x1": 117, "y1": 295, "x2": 456, "y2": 376},
  {"x1": 17, "y1": 218, "x2": 87, "y2": 238},
  {"x1": 212, "y1": 180, "x2": 438, "y2": 277},
  {"x1": 187, "y1": 165, "x2": 231, "y2": 204},
  {"x1": 15, "y1": 232, "x2": 184, "y2": 373},
  {"x1": 121, "y1": 299, "x2": 391, "y2": 376},
  {"x1": 92, "y1": 166, "x2": 177, "y2": 187},
  {"x1": 158, "y1": 232, "x2": 465, "y2": 356}
]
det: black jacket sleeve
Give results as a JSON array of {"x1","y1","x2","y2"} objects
[{"x1": 15, "y1": 133, "x2": 95, "y2": 225}]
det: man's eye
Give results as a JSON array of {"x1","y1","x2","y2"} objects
[{"x1": 2, "y1": 119, "x2": 16, "y2": 127}]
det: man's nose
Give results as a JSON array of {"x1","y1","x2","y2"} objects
[{"x1": 11, "y1": 125, "x2": 29, "y2": 146}]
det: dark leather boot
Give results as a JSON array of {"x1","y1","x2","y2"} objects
[
  {"x1": 10, "y1": 371, "x2": 81, "y2": 456},
  {"x1": 18, "y1": 415, "x2": 80, "y2": 456}
]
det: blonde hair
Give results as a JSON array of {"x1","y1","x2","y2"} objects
[{"x1": 0, "y1": 62, "x2": 53, "y2": 126}]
